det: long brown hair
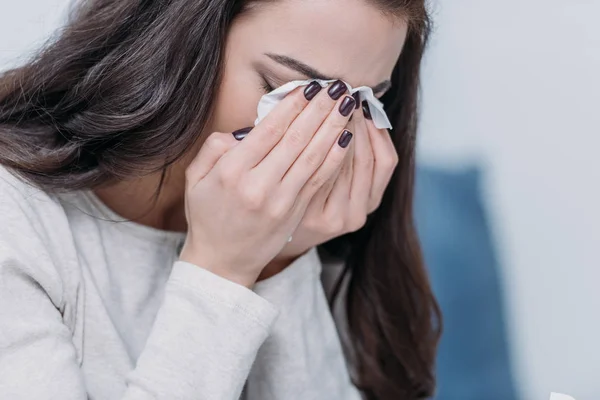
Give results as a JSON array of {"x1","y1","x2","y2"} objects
[{"x1": 0, "y1": 0, "x2": 441, "y2": 398}]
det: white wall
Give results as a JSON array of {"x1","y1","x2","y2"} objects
[
  {"x1": 0, "y1": 0, "x2": 69, "y2": 71},
  {"x1": 418, "y1": 1, "x2": 600, "y2": 399},
  {"x1": 2, "y1": 1, "x2": 599, "y2": 399}
]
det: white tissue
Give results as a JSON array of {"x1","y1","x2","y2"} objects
[{"x1": 254, "y1": 79, "x2": 393, "y2": 130}]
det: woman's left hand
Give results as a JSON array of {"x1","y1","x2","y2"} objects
[{"x1": 259, "y1": 100, "x2": 399, "y2": 280}]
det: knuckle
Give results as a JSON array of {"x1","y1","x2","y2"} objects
[
  {"x1": 328, "y1": 110, "x2": 350, "y2": 130},
  {"x1": 328, "y1": 150, "x2": 346, "y2": 166},
  {"x1": 205, "y1": 131, "x2": 221, "y2": 141},
  {"x1": 286, "y1": 127, "x2": 305, "y2": 147},
  {"x1": 302, "y1": 218, "x2": 318, "y2": 233},
  {"x1": 339, "y1": 160, "x2": 351, "y2": 175},
  {"x1": 389, "y1": 147, "x2": 400, "y2": 165},
  {"x1": 267, "y1": 200, "x2": 289, "y2": 221},
  {"x1": 368, "y1": 199, "x2": 381, "y2": 214},
  {"x1": 240, "y1": 185, "x2": 266, "y2": 210},
  {"x1": 303, "y1": 150, "x2": 322, "y2": 169},
  {"x1": 380, "y1": 153, "x2": 399, "y2": 170},
  {"x1": 356, "y1": 153, "x2": 374, "y2": 169},
  {"x1": 205, "y1": 132, "x2": 226, "y2": 150},
  {"x1": 319, "y1": 212, "x2": 344, "y2": 235},
  {"x1": 348, "y1": 214, "x2": 368, "y2": 232},
  {"x1": 326, "y1": 218, "x2": 345, "y2": 235},
  {"x1": 217, "y1": 166, "x2": 238, "y2": 186},
  {"x1": 321, "y1": 177, "x2": 336, "y2": 192},
  {"x1": 315, "y1": 96, "x2": 332, "y2": 113},
  {"x1": 262, "y1": 121, "x2": 283, "y2": 139},
  {"x1": 328, "y1": 121, "x2": 347, "y2": 136},
  {"x1": 308, "y1": 173, "x2": 326, "y2": 190}
]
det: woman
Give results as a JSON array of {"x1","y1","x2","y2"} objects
[{"x1": 0, "y1": 0, "x2": 441, "y2": 398}]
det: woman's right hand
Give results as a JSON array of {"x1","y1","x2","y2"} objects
[{"x1": 179, "y1": 80, "x2": 356, "y2": 288}]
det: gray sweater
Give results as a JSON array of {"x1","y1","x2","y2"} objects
[{"x1": 0, "y1": 166, "x2": 361, "y2": 400}]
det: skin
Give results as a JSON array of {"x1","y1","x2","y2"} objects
[{"x1": 94, "y1": 0, "x2": 407, "y2": 285}]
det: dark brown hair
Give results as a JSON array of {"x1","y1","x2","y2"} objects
[{"x1": 0, "y1": 0, "x2": 441, "y2": 398}]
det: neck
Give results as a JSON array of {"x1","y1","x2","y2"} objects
[{"x1": 93, "y1": 164, "x2": 188, "y2": 233}]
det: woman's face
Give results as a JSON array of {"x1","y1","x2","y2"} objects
[{"x1": 210, "y1": 0, "x2": 408, "y2": 134}]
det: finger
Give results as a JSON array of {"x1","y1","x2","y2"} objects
[
  {"x1": 324, "y1": 134, "x2": 354, "y2": 211},
  {"x1": 293, "y1": 127, "x2": 354, "y2": 209},
  {"x1": 298, "y1": 144, "x2": 351, "y2": 238},
  {"x1": 225, "y1": 86, "x2": 309, "y2": 170},
  {"x1": 366, "y1": 120, "x2": 399, "y2": 212},
  {"x1": 347, "y1": 93, "x2": 374, "y2": 215},
  {"x1": 253, "y1": 81, "x2": 345, "y2": 184},
  {"x1": 280, "y1": 93, "x2": 357, "y2": 197},
  {"x1": 185, "y1": 132, "x2": 239, "y2": 184},
  {"x1": 308, "y1": 146, "x2": 348, "y2": 210}
]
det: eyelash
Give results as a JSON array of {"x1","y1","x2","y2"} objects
[{"x1": 261, "y1": 79, "x2": 275, "y2": 93}]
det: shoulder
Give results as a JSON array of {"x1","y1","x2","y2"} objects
[
  {"x1": 0, "y1": 165, "x2": 63, "y2": 214},
  {"x1": 0, "y1": 165, "x2": 79, "y2": 311},
  {"x1": 0, "y1": 165, "x2": 62, "y2": 225},
  {"x1": 0, "y1": 166, "x2": 73, "y2": 260}
]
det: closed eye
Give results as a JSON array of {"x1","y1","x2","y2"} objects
[{"x1": 260, "y1": 78, "x2": 275, "y2": 93}]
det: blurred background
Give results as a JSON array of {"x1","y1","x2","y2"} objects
[{"x1": 1, "y1": 1, "x2": 598, "y2": 399}]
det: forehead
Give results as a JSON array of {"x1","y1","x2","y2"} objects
[{"x1": 232, "y1": 0, "x2": 408, "y2": 87}]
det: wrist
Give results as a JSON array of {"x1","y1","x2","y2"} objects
[{"x1": 179, "y1": 244, "x2": 258, "y2": 289}]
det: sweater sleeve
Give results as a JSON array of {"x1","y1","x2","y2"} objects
[
  {"x1": 123, "y1": 260, "x2": 279, "y2": 399},
  {"x1": 246, "y1": 247, "x2": 363, "y2": 400},
  {"x1": 0, "y1": 186, "x2": 279, "y2": 400}
]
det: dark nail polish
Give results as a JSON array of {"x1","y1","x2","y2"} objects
[
  {"x1": 361, "y1": 100, "x2": 372, "y2": 120},
  {"x1": 304, "y1": 81, "x2": 322, "y2": 100},
  {"x1": 339, "y1": 95, "x2": 356, "y2": 117},
  {"x1": 352, "y1": 92, "x2": 360, "y2": 109},
  {"x1": 328, "y1": 79, "x2": 347, "y2": 100},
  {"x1": 338, "y1": 129, "x2": 353, "y2": 148},
  {"x1": 232, "y1": 126, "x2": 253, "y2": 141}
]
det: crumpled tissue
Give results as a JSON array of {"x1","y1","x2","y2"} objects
[{"x1": 254, "y1": 79, "x2": 392, "y2": 130}]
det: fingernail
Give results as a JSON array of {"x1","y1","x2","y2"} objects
[
  {"x1": 232, "y1": 126, "x2": 253, "y2": 141},
  {"x1": 328, "y1": 79, "x2": 347, "y2": 100},
  {"x1": 339, "y1": 95, "x2": 356, "y2": 117},
  {"x1": 338, "y1": 130, "x2": 353, "y2": 148},
  {"x1": 361, "y1": 100, "x2": 372, "y2": 120},
  {"x1": 352, "y1": 92, "x2": 360, "y2": 109},
  {"x1": 304, "y1": 81, "x2": 322, "y2": 100}
]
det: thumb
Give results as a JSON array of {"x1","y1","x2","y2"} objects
[{"x1": 186, "y1": 131, "x2": 240, "y2": 184}]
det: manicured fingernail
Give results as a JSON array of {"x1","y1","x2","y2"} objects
[
  {"x1": 304, "y1": 81, "x2": 322, "y2": 100},
  {"x1": 232, "y1": 126, "x2": 253, "y2": 141},
  {"x1": 339, "y1": 95, "x2": 356, "y2": 117},
  {"x1": 361, "y1": 100, "x2": 372, "y2": 120},
  {"x1": 328, "y1": 79, "x2": 347, "y2": 100},
  {"x1": 352, "y1": 92, "x2": 360, "y2": 109},
  {"x1": 338, "y1": 129, "x2": 353, "y2": 148}
]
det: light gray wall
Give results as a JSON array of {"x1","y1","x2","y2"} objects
[
  {"x1": 419, "y1": 1, "x2": 600, "y2": 399},
  {"x1": 0, "y1": 0, "x2": 69, "y2": 71}
]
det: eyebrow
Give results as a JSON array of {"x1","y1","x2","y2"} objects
[{"x1": 265, "y1": 53, "x2": 392, "y2": 94}]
